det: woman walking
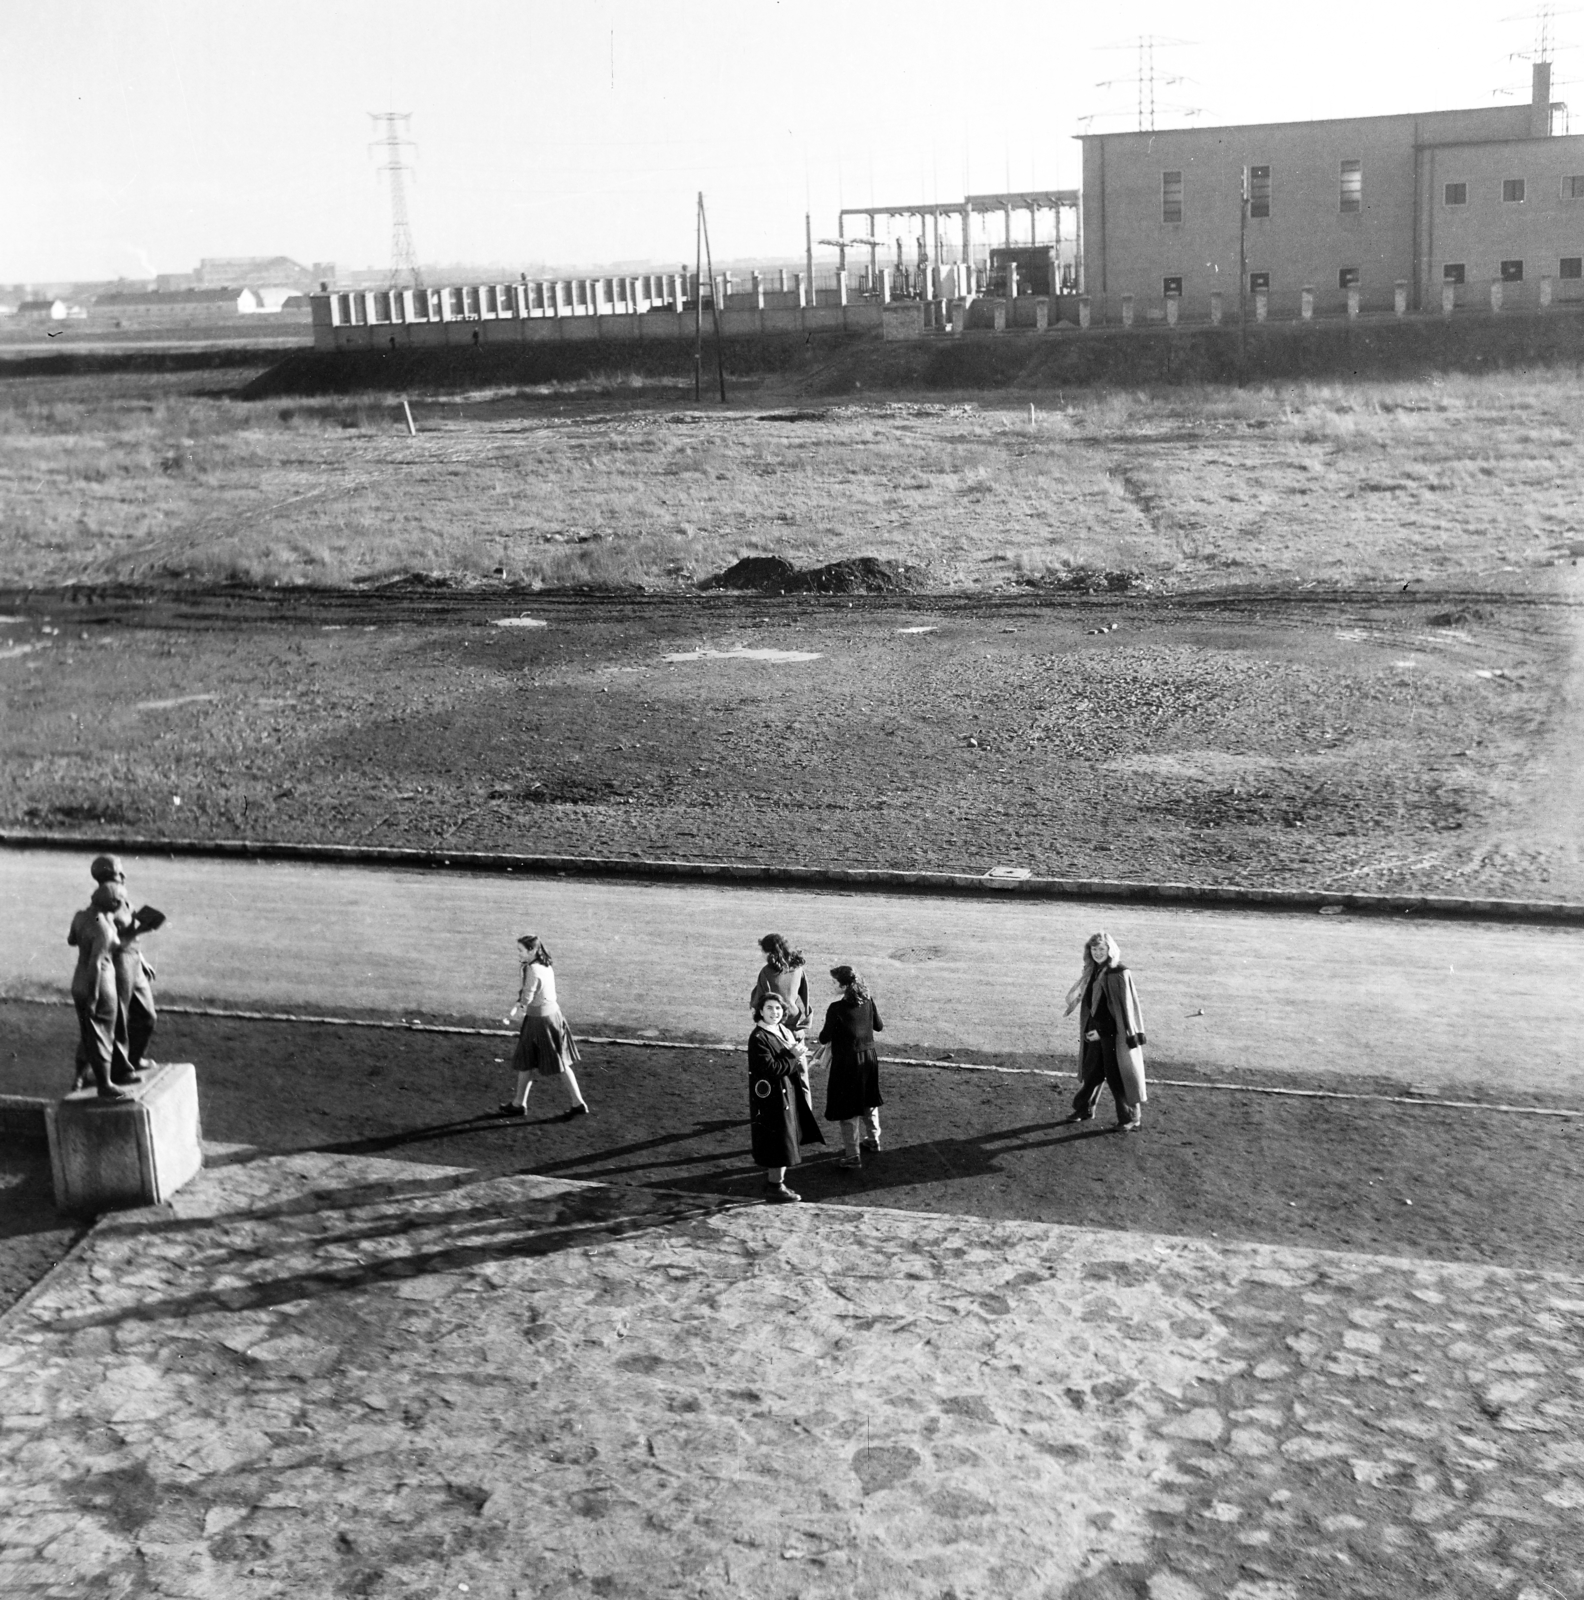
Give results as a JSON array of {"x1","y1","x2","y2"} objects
[
  {"x1": 748, "y1": 992, "x2": 824, "y2": 1202},
  {"x1": 497, "y1": 934, "x2": 590, "y2": 1120},
  {"x1": 819, "y1": 965, "x2": 885, "y2": 1169},
  {"x1": 1063, "y1": 931, "x2": 1148, "y2": 1131},
  {"x1": 749, "y1": 933, "x2": 811, "y2": 1038}
]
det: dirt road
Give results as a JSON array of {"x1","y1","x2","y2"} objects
[{"x1": 5, "y1": 847, "x2": 1578, "y2": 1096}]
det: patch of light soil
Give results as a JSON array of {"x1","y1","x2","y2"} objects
[
  {"x1": 134, "y1": 693, "x2": 218, "y2": 712},
  {"x1": 663, "y1": 646, "x2": 822, "y2": 664},
  {"x1": 491, "y1": 617, "x2": 548, "y2": 629}
]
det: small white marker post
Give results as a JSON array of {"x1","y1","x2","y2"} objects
[{"x1": 402, "y1": 398, "x2": 417, "y2": 436}]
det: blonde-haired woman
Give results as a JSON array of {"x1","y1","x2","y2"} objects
[
  {"x1": 1063, "y1": 931, "x2": 1148, "y2": 1132},
  {"x1": 496, "y1": 934, "x2": 590, "y2": 1120}
]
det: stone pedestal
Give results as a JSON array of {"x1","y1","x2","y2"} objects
[
  {"x1": 49, "y1": 1062, "x2": 203, "y2": 1217},
  {"x1": 992, "y1": 299, "x2": 1008, "y2": 332},
  {"x1": 1034, "y1": 298, "x2": 1049, "y2": 331}
]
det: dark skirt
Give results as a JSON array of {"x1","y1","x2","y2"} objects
[
  {"x1": 824, "y1": 1048, "x2": 882, "y2": 1122},
  {"x1": 511, "y1": 1010, "x2": 580, "y2": 1077}
]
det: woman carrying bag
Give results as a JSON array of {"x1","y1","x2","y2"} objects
[{"x1": 1062, "y1": 931, "x2": 1148, "y2": 1132}]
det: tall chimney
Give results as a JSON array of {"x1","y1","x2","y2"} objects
[{"x1": 1533, "y1": 60, "x2": 1553, "y2": 137}]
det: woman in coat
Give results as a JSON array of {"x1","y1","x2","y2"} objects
[
  {"x1": 497, "y1": 934, "x2": 590, "y2": 1120},
  {"x1": 819, "y1": 965, "x2": 885, "y2": 1169},
  {"x1": 748, "y1": 992, "x2": 823, "y2": 1202},
  {"x1": 1063, "y1": 931, "x2": 1148, "y2": 1132},
  {"x1": 749, "y1": 933, "x2": 811, "y2": 1037},
  {"x1": 67, "y1": 882, "x2": 133, "y2": 1100}
]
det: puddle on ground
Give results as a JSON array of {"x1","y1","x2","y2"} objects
[
  {"x1": 896, "y1": 626, "x2": 939, "y2": 635},
  {"x1": 663, "y1": 646, "x2": 822, "y2": 664},
  {"x1": 493, "y1": 617, "x2": 548, "y2": 629},
  {"x1": 135, "y1": 693, "x2": 218, "y2": 712}
]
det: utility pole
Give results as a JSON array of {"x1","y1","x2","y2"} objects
[
  {"x1": 699, "y1": 193, "x2": 727, "y2": 403},
  {"x1": 370, "y1": 113, "x2": 421, "y2": 290}
]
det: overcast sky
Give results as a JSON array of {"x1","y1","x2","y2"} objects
[{"x1": 2, "y1": 0, "x2": 1559, "y2": 283}]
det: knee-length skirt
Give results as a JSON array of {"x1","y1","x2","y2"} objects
[{"x1": 512, "y1": 1009, "x2": 580, "y2": 1076}]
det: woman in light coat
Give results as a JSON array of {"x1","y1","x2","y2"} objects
[
  {"x1": 1063, "y1": 931, "x2": 1148, "y2": 1132},
  {"x1": 497, "y1": 934, "x2": 590, "y2": 1120}
]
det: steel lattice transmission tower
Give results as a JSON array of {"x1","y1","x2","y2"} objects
[{"x1": 370, "y1": 113, "x2": 422, "y2": 289}]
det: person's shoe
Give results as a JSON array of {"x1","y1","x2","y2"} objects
[
  {"x1": 763, "y1": 1182, "x2": 802, "y2": 1203},
  {"x1": 96, "y1": 1086, "x2": 132, "y2": 1103},
  {"x1": 1062, "y1": 1110, "x2": 1095, "y2": 1125},
  {"x1": 495, "y1": 1102, "x2": 527, "y2": 1118},
  {"x1": 837, "y1": 1154, "x2": 863, "y2": 1170},
  {"x1": 110, "y1": 1072, "x2": 144, "y2": 1087},
  {"x1": 859, "y1": 1139, "x2": 880, "y2": 1154},
  {"x1": 1117, "y1": 1114, "x2": 1142, "y2": 1133},
  {"x1": 563, "y1": 1103, "x2": 591, "y2": 1119}
]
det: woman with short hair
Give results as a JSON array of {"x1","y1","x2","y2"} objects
[
  {"x1": 1063, "y1": 931, "x2": 1148, "y2": 1132},
  {"x1": 748, "y1": 992, "x2": 824, "y2": 1202},
  {"x1": 819, "y1": 965, "x2": 885, "y2": 1169},
  {"x1": 497, "y1": 934, "x2": 590, "y2": 1120}
]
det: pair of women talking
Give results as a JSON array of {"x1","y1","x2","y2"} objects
[{"x1": 748, "y1": 934, "x2": 885, "y2": 1202}]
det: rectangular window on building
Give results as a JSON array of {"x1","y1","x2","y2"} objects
[
  {"x1": 1248, "y1": 165, "x2": 1271, "y2": 218},
  {"x1": 1249, "y1": 271, "x2": 1270, "y2": 291},
  {"x1": 1564, "y1": 176, "x2": 1584, "y2": 199},
  {"x1": 1443, "y1": 263, "x2": 1465, "y2": 284},
  {"x1": 1163, "y1": 276, "x2": 1183, "y2": 297},
  {"x1": 1562, "y1": 257, "x2": 1583, "y2": 278},
  {"x1": 1501, "y1": 259, "x2": 1525, "y2": 282},
  {"x1": 1162, "y1": 170, "x2": 1183, "y2": 224},
  {"x1": 1338, "y1": 266, "x2": 1361, "y2": 289},
  {"x1": 1340, "y1": 159, "x2": 1362, "y2": 212},
  {"x1": 1444, "y1": 181, "x2": 1467, "y2": 206},
  {"x1": 1503, "y1": 178, "x2": 1526, "y2": 203}
]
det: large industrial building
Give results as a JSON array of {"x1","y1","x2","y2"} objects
[{"x1": 1079, "y1": 63, "x2": 1584, "y2": 322}]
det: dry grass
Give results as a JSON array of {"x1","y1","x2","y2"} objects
[{"x1": 0, "y1": 369, "x2": 1579, "y2": 589}]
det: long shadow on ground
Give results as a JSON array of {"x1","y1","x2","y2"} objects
[{"x1": 6, "y1": 1000, "x2": 1584, "y2": 1275}]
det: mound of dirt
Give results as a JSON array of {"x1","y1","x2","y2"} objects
[
  {"x1": 702, "y1": 556, "x2": 799, "y2": 592},
  {"x1": 702, "y1": 555, "x2": 917, "y2": 595}
]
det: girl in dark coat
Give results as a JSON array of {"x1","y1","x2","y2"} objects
[
  {"x1": 819, "y1": 965, "x2": 884, "y2": 1169},
  {"x1": 1062, "y1": 931, "x2": 1149, "y2": 1132},
  {"x1": 748, "y1": 993, "x2": 823, "y2": 1202}
]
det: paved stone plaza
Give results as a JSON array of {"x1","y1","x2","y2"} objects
[{"x1": 2, "y1": 1148, "x2": 1583, "y2": 1599}]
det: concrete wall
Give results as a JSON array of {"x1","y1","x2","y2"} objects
[
  {"x1": 1081, "y1": 104, "x2": 1536, "y2": 322},
  {"x1": 1419, "y1": 133, "x2": 1584, "y2": 308},
  {"x1": 313, "y1": 294, "x2": 882, "y2": 352}
]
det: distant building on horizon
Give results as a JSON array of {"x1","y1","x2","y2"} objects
[{"x1": 93, "y1": 286, "x2": 265, "y2": 324}]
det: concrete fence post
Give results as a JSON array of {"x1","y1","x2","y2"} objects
[
  {"x1": 1441, "y1": 280, "x2": 1455, "y2": 317},
  {"x1": 1300, "y1": 287, "x2": 1314, "y2": 321},
  {"x1": 992, "y1": 299, "x2": 1007, "y2": 333},
  {"x1": 879, "y1": 268, "x2": 892, "y2": 303},
  {"x1": 795, "y1": 273, "x2": 808, "y2": 308},
  {"x1": 1078, "y1": 294, "x2": 1092, "y2": 329},
  {"x1": 1120, "y1": 293, "x2": 1135, "y2": 328},
  {"x1": 1165, "y1": 294, "x2": 1180, "y2": 327},
  {"x1": 1490, "y1": 280, "x2": 1504, "y2": 313},
  {"x1": 1006, "y1": 262, "x2": 1019, "y2": 301},
  {"x1": 779, "y1": 268, "x2": 788, "y2": 293},
  {"x1": 1394, "y1": 280, "x2": 1407, "y2": 317},
  {"x1": 1541, "y1": 275, "x2": 1554, "y2": 309},
  {"x1": 950, "y1": 298, "x2": 968, "y2": 335},
  {"x1": 1209, "y1": 291, "x2": 1223, "y2": 325},
  {"x1": 1346, "y1": 285, "x2": 1360, "y2": 320},
  {"x1": 1255, "y1": 289, "x2": 1268, "y2": 322},
  {"x1": 837, "y1": 271, "x2": 849, "y2": 307},
  {"x1": 1034, "y1": 297, "x2": 1049, "y2": 331}
]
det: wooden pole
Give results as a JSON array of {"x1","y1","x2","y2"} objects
[
  {"x1": 694, "y1": 193, "x2": 704, "y2": 403},
  {"x1": 700, "y1": 194, "x2": 727, "y2": 403},
  {"x1": 1238, "y1": 168, "x2": 1248, "y2": 376}
]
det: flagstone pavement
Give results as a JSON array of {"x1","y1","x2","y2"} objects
[{"x1": 2, "y1": 1148, "x2": 1582, "y2": 1600}]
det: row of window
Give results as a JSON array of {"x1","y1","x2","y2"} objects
[
  {"x1": 1152, "y1": 259, "x2": 1583, "y2": 295},
  {"x1": 1161, "y1": 167, "x2": 1584, "y2": 222},
  {"x1": 1445, "y1": 177, "x2": 1584, "y2": 205}
]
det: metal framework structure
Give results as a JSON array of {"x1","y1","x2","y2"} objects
[
  {"x1": 836, "y1": 189, "x2": 1081, "y2": 287},
  {"x1": 370, "y1": 112, "x2": 422, "y2": 290}
]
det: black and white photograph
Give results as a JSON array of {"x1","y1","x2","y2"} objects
[{"x1": 1, "y1": 2, "x2": 1582, "y2": 1595}]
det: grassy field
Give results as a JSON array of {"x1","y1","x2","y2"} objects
[{"x1": 1, "y1": 367, "x2": 1580, "y2": 592}]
